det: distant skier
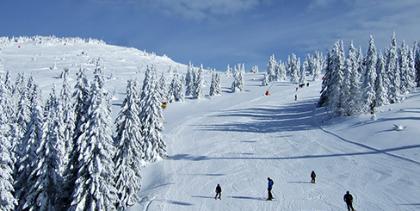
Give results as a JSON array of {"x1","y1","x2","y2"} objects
[
  {"x1": 343, "y1": 191, "x2": 355, "y2": 211},
  {"x1": 214, "y1": 184, "x2": 222, "y2": 200},
  {"x1": 267, "y1": 177, "x2": 274, "y2": 200},
  {"x1": 310, "y1": 171, "x2": 316, "y2": 184},
  {"x1": 294, "y1": 94, "x2": 298, "y2": 101}
]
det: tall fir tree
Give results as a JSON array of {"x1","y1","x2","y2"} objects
[
  {"x1": 158, "y1": 72, "x2": 168, "y2": 102},
  {"x1": 15, "y1": 85, "x2": 44, "y2": 211},
  {"x1": 415, "y1": 42, "x2": 420, "y2": 87},
  {"x1": 288, "y1": 54, "x2": 299, "y2": 83},
  {"x1": 386, "y1": 33, "x2": 401, "y2": 103},
  {"x1": 139, "y1": 72, "x2": 167, "y2": 162},
  {"x1": 342, "y1": 42, "x2": 361, "y2": 115},
  {"x1": 266, "y1": 54, "x2": 277, "y2": 82},
  {"x1": 185, "y1": 63, "x2": 194, "y2": 96},
  {"x1": 69, "y1": 73, "x2": 117, "y2": 211},
  {"x1": 399, "y1": 41, "x2": 410, "y2": 95},
  {"x1": 329, "y1": 41, "x2": 345, "y2": 113},
  {"x1": 375, "y1": 53, "x2": 388, "y2": 106},
  {"x1": 407, "y1": 45, "x2": 416, "y2": 92},
  {"x1": 362, "y1": 35, "x2": 378, "y2": 111},
  {"x1": 114, "y1": 80, "x2": 144, "y2": 210},
  {"x1": 24, "y1": 88, "x2": 63, "y2": 211},
  {"x1": 59, "y1": 69, "x2": 74, "y2": 175},
  {"x1": 0, "y1": 80, "x2": 17, "y2": 211},
  {"x1": 192, "y1": 66, "x2": 203, "y2": 99}
]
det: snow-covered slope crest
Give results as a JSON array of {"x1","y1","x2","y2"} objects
[{"x1": 0, "y1": 35, "x2": 187, "y2": 95}]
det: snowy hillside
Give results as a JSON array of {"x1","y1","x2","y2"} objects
[
  {"x1": 0, "y1": 36, "x2": 189, "y2": 98},
  {"x1": 1, "y1": 36, "x2": 420, "y2": 211},
  {"x1": 134, "y1": 75, "x2": 420, "y2": 211}
]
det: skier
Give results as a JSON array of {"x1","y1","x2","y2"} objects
[
  {"x1": 294, "y1": 94, "x2": 298, "y2": 101},
  {"x1": 267, "y1": 177, "x2": 274, "y2": 200},
  {"x1": 310, "y1": 171, "x2": 316, "y2": 184},
  {"x1": 343, "y1": 191, "x2": 355, "y2": 211},
  {"x1": 214, "y1": 184, "x2": 222, "y2": 200}
]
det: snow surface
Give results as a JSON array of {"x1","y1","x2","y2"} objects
[{"x1": 2, "y1": 39, "x2": 420, "y2": 211}]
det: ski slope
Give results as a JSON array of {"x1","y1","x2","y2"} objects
[
  {"x1": 2, "y1": 38, "x2": 420, "y2": 210},
  {"x1": 134, "y1": 75, "x2": 420, "y2": 211}
]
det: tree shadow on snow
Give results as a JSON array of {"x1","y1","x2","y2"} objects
[
  {"x1": 191, "y1": 195, "x2": 215, "y2": 199},
  {"x1": 197, "y1": 100, "x2": 323, "y2": 133},
  {"x1": 288, "y1": 181, "x2": 312, "y2": 184},
  {"x1": 165, "y1": 200, "x2": 193, "y2": 206}
]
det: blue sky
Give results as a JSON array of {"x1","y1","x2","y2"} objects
[{"x1": 1, "y1": 0, "x2": 420, "y2": 69}]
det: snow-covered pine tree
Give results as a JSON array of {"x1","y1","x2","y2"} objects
[
  {"x1": 375, "y1": 52, "x2": 388, "y2": 106},
  {"x1": 399, "y1": 41, "x2": 410, "y2": 95},
  {"x1": 192, "y1": 66, "x2": 203, "y2": 99},
  {"x1": 319, "y1": 51, "x2": 333, "y2": 107},
  {"x1": 231, "y1": 64, "x2": 245, "y2": 92},
  {"x1": 214, "y1": 72, "x2": 222, "y2": 95},
  {"x1": 362, "y1": 35, "x2": 378, "y2": 112},
  {"x1": 24, "y1": 88, "x2": 64, "y2": 211},
  {"x1": 139, "y1": 71, "x2": 167, "y2": 162},
  {"x1": 158, "y1": 72, "x2": 168, "y2": 102},
  {"x1": 63, "y1": 68, "x2": 90, "y2": 208},
  {"x1": 167, "y1": 74, "x2": 176, "y2": 103},
  {"x1": 176, "y1": 74, "x2": 185, "y2": 102},
  {"x1": 267, "y1": 54, "x2": 277, "y2": 82},
  {"x1": 69, "y1": 73, "x2": 117, "y2": 211},
  {"x1": 185, "y1": 63, "x2": 194, "y2": 96},
  {"x1": 14, "y1": 85, "x2": 44, "y2": 211},
  {"x1": 312, "y1": 52, "x2": 323, "y2": 80},
  {"x1": 407, "y1": 45, "x2": 416, "y2": 92},
  {"x1": 277, "y1": 61, "x2": 287, "y2": 81},
  {"x1": 114, "y1": 80, "x2": 143, "y2": 210},
  {"x1": 209, "y1": 72, "x2": 217, "y2": 96},
  {"x1": 415, "y1": 42, "x2": 420, "y2": 87},
  {"x1": 0, "y1": 81, "x2": 17, "y2": 211},
  {"x1": 386, "y1": 33, "x2": 401, "y2": 104},
  {"x1": 59, "y1": 69, "x2": 74, "y2": 175},
  {"x1": 329, "y1": 41, "x2": 345, "y2": 113},
  {"x1": 288, "y1": 54, "x2": 299, "y2": 83},
  {"x1": 342, "y1": 42, "x2": 361, "y2": 116},
  {"x1": 299, "y1": 59, "x2": 307, "y2": 85}
]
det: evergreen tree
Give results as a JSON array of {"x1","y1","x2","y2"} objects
[
  {"x1": 288, "y1": 54, "x2": 299, "y2": 83},
  {"x1": 251, "y1": 65, "x2": 259, "y2": 74},
  {"x1": 231, "y1": 64, "x2": 245, "y2": 92},
  {"x1": 266, "y1": 54, "x2": 277, "y2": 82},
  {"x1": 386, "y1": 33, "x2": 401, "y2": 103},
  {"x1": 167, "y1": 75, "x2": 176, "y2": 103},
  {"x1": 277, "y1": 61, "x2": 287, "y2": 81},
  {"x1": 69, "y1": 74, "x2": 117, "y2": 211},
  {"x1": 262, "y1": 73, "x2": 269, "y2": 86},
  {"x1": 407, "y1": 45, "x2": 416, "y2": 92},
  {"x1": 415, "y1": 42, "x2": 420, "y2": 87},
  {"x1": 209, "y1": 72, "x2": 218, "y2": 96},
  {"x1": 24, "y1": 88, "x2": 63, "y2": 211},
  {"x1": 139, "y1": 72, "x2": 167, "y2": 162},
  {"x1": 329, "y1": 41, "x2": 345, "y2": 113},
  {"x1": 59, "y1": 69, "x2": 74, "y2": 175},
  {"x1": 63, "y1": 68, "x2": 90, "y2": 209},
  {"x1": 342, "y1": 42, "x2": 361, "y2": 115},
  {"x1": 192, "y1": 66, "x2": 203, "y2": 99},
  {"x1": 185, "y1": 63, "x2": 194, "y2": 96},
  {"x1": 375, "y1": 53, "x2": 388, "y2": 106},
  {"x1": 225, "y1": 64, "x2": 232, "y2": 78},
  {"x1": 319, "y1": 51, "x2": 333, "y2": 107},
  {"x1": 114, "y1": 80, "x2": 143, "y2": 210},
  {"x1": 299, "y1": 59, "x2": 307, "y2": 85},
  {"x1": 15, "y1": 85, "x2": 44, "y2": 211},
  {"x1": 399, "y1": 41, "x2": 410, "y2": 95},
  {"x1": 178, "y1": 75, "x2": 186, "y2": 101},
  {"x1": 0, "y1": 82, "x2": 17, "y2": 211},
  {"x1": 362, "y1": 35, "x2": 378, "y2": 111},
  {"x1": 158, "y1": 73, "x2": 168, "y2": 102}
]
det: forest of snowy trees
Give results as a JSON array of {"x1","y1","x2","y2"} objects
[
  {"x1": 320, "y1": 34, "x2": 420, "y2": 116},
  {"x1": 0, "y1": 61, "x2": 168, "y2": 210}
]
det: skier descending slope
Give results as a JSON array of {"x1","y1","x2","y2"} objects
[
  {"x1": 267, "y1": 177, "x2": 274, "y2": 200},
  {"x1": 343, "y1": 191, "x2": 355, "y2": 211},
  {"x1": 311, "y1": 171, "x2": 316, "y2": 184},
  {"x1": 214, "y1": 184, "x2": 222, "y2": 200}
]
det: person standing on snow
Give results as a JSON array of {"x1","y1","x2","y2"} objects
[
  {"x1": 214, "y1": 184, "x2": 222, "y2": 200},
  {"x1": 267, "y1": 177, "x2": 274, "y2": 200},
  {"x1": 310, "y1": 171, "x2": 316, "y2": 183},
  {"x1": 343, "y1": 191, "x2": 355, "y2": 211}
]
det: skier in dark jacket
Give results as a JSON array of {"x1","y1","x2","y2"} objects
[
  {"x1": 267, "y1": 177, "x2": 274, "y2": 200},
  {"x1": 343, "y1": 191, "x2": 355, "y2": 211},
  {"x1": 214, "y1": 184, "x2": 222, "y2": 200},
  {"x1": 310, "y1": 171, "x2": 316, "y2": 183}
]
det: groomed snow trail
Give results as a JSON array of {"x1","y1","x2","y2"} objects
[{"x1": 135, "y1": 75, "x2": 420, "y2": 211}]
